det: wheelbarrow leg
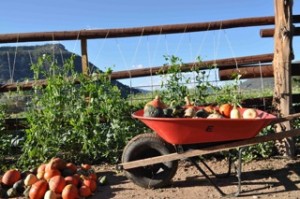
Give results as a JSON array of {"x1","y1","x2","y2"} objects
[
  {"x1": 188, "y1": 157, "x2": 227, "y2": 196},
  {"x1": 198, "y1": 152, "x2": 232, "y2": 178},
  {"x1": 235, "y1": 147, "x2": 244, "y2": 196},
  {"x1": 188, "y1": 147, "x2": 244, "y2": 197}
]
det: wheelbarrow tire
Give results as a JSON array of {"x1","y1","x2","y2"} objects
[{"x1": 122, "y1": 133, "x2": 178, "y2": 189}]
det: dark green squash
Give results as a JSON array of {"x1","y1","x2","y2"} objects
[
  {"x1": 195, "y1": 109, "x2": 209, "y2": 118},
  {"x1": 163, "y1": 108, "x2": 173, "y2": 118},
  {"x1": 144, "y1": 105, "x2": 163, "y2": 117},
  {"x1": 0, "y1": 185, "x2": 7, "y2": 198},
  {"x1": 13, "y1": 179, "x2": 25, "y2": 193}
]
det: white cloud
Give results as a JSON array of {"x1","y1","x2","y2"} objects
[{"x1": 131, "y1": 64, "x2": 144, "y2": 69}]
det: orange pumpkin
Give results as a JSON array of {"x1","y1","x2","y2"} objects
[
  {"x1": 89, "y1": 172, "x2": 97, "y2": 181},
  {"x1": 79, "y1": 185, "x2": 92, "y2": 197},
  {"x1": 144, "y1": 96, "x2": 167, "y2": 109},
  {"x1": 65, "y1": 163, "x2": 77, "y2": 174},
  {"x1": 64, "y1": 176, "x2": 78, "y2": 186},
  {"x1": 29, "y1": 180, "x2": 48, "y2": 199},
  {"x1": 72, "y1": 174, "x2": 80, "y2": 186},
  {"x1": 62, "y1": 184, "x2": 79, "y2": 199},
  {"x1": 219, "y1": 103, "x2": 233, "y2": 118},
  {"x1": 46, "y1": 158, "x2": 66, "y2": 171},
  {"x1": 80, "y1": 163, "x2": 91, "y2": 171},
  {"x1": 37, "y1": 163, "x2": 46, "y2": 174},
  {"x1": 82, "y1": 178, "x2": 97, "y2": 192},
  {"x1": 49, "y1": 175, "x2": 66, "y2": 194},
  {"x1": 44, "y1": 169, "x2": 61, "y2": 181},
  {"x1": 2, "y1": 169, "x2": 21, "y2": 186}
]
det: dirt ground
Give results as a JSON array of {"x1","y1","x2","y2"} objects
[{"x1": 91, "y1": 156, "x2": 300, "y2": 199}]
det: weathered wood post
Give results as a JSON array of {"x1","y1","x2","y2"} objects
[
  {"x1": 273, "y1": 0, "x2": 295, "y2": 157},
  {"x1": 81, "y1": 38, "x2": 89, "y2": 75}
]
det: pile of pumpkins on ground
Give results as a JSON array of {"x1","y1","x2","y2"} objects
[
  {"x1": 0, "y1": 157, "x2": 106, "y2": 199},
  {"x1": 143, "y1": 96, "x2": 258, "y2": 119}
]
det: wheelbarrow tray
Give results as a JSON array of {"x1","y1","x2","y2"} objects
[{"x1": 132, "y1": 108, "x2": 276, "y2": 145}]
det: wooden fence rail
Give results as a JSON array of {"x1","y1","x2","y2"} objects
[{"x1": 0, "y1": 15, "x2": 298, "y2": 44}]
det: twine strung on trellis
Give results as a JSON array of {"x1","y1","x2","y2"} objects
[
  {"x1": 258, "y1": 61, "x2": 267, "y2": 109},
  {"x1": 10, "y1": 33, "x2": 20, "y2": 83},
  {"x1": 92, "y1": 31, "x2": 110, "y2": 73}
]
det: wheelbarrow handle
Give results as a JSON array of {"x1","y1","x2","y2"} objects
[{"x1": 271, "y1": 112, "x2": 300, "y2": 125}]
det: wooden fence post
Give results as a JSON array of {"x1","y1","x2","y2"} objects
[
  {"x1": 81, "y1": 38, "x2": 89, "y2": 75},
  {"x1": 273, "y1": 0, "x2": 295, "y2": 157}
]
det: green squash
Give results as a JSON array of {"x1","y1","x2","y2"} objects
[
  {"x1": 13, "y1": 179, "x2": 25, "y2": 194},
  {"x1": 163, "y1": 108, "x2": 173, "y2": 118},
  {"x1": 195, "y1": 109, "x2": 209, "y2": 118},
  {"x1": 144, "y1": 105, "x2": 163, "y2": 117}
]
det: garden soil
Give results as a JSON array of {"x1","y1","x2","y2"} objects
[{"x1": 91, "y1": 157, "x2": 300, "y2": 199}]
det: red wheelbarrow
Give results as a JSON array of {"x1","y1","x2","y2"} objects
[{"x1": 118, "y1": 108, "x2": 300, "y2": 197}]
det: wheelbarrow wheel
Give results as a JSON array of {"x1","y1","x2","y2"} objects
[{"x1": 122, "y1": 133, "x2": 178, "y2": 189}]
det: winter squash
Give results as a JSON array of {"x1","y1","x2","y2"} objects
[
  {"x1": 29, "y1": 180, "x2": 48, "y2": 199},
  {"x1": 219, "y1": 103, "x2": 233, "y2": 118},
  {"x1": 207, "y1": 112, "x2": 223, "y2": 119},
  {"x1": 44, "y1": 190, "x2": 57, "y2": 199},
  {"x1": 44, "y1": 169, "x2": 61, "y2": 181},
  {"x1": 143, "y1": 105, "x2": 164, "y2": 117},
  {"x1": 36, "y1": 171, "x2": 45, "y2": 180},
  {"x1": 195, "y1": 109, "x2": 209, "y2": 118},
  {"x1": 49, "y1": 175, "x2": 66, "y2": 194},
  {"x1": 46, "y1": 158, "x2": 66, "y2": 171},
  {"x1": 144, "y1": 95, "x2": 167, "y2": 109},
  {"x1": 24, "y1": 174, "x2": 38, "y2": 187},
  {"x1": 89, "y1": 172, "x2": 97, "y2": 181},
  {"x1": 13, "y1": 179, "x2": 25, "y2": 193},
  {"x1": 61, "y1": 184, "x2": 79, "y2": 199},
  {"x1": 169, "y1": 101, "x2": 185, "y2": 118},
  {"x1": 65, "y1": 163, "x2": 77, "y2": 174},
  {"x1": 6, "y1": 187, "x2": 17, "y2": 198},
  {"x1": 82, "y1": 178, "x2": 97, "y2": 192},
  {"x1": 184, "y1": 96, "x2": 195, "y2": 118},
  {"x1": 23, "y1": 186, "x2": 31, "y2": 198},
  {"x1": 64, "y1": 176, "x2": 79, "y2": 186},
  {"x1": 243, "y1": 108, "x2": 257, "y2": 119},
  {"x1": 79, "y1": 185, "x2": 92, "y2": 197},
  {"x1": 2, "y1": 169, "x2": 21, "y2": 186},
  {"x1": 81, "y1": 163, "x2": 92, "y2": 170},
  {"x1": 203, "y1": 105, "x2": 215, "y2": 113},
  {"x1": 230, "y1": 105, "x2": 241, "y2": 119},
  {"x1": 37, "y1": 163, "x2": 46, "y2": 174}
]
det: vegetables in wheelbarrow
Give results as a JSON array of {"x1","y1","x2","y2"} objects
[
  {"x1": 184, "y1": 96, "x2": 196, "y2": 118},
  {"x1": 230, "y1": 104, "x2": 241, "y2": 119},
  {"x1": 243, "y1": 108, "x2": 257, "y2": 119},
  {"x1": 144, "y1": 105, "x2": 164, "y2": 117},
  {"x1": 144, "y1": 95, "x2": 167, "y2": 109},
  {"x1": 195, "y1": 108, "x2": 209, "y2": 118},
  {"x1": 169, "y1": 101, "x2": 185, "y2": 118},
  {"x1": 219, "y1": 103, "x2": 233, "y2": 118},
  {"x1": 144, "y1": 96, "x2": 166, "y2": 117},
  {"x1": 207, "y1": 112, "x2": 223, "y2": 119}
]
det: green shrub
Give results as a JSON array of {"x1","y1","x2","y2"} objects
[{"x1": 18, "y1": 54, "x2": 145, "y2": 168}]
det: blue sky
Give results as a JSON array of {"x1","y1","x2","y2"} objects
[{"x1": 1, "y1": 1, "x2": 299, "y2": 89}]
